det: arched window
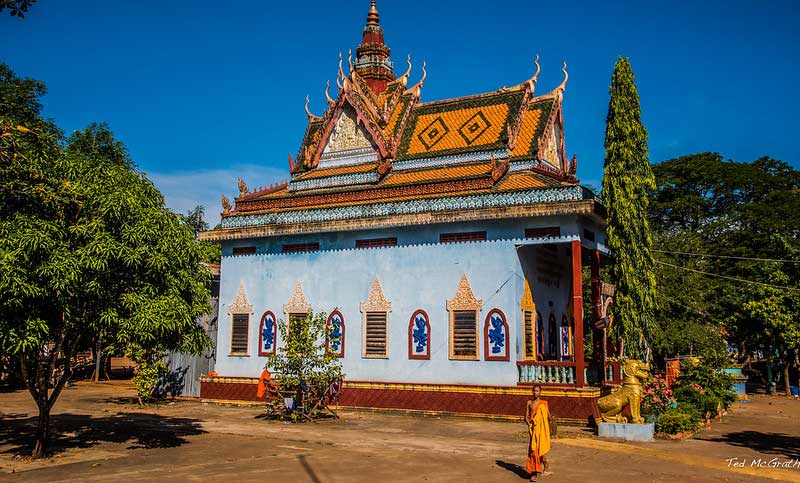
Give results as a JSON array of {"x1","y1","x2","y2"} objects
[
  {"x1": 483, "y1": 309, "x2": 509, "y2": 361},
  {"x1": 326, "y1": 310, "x2": 345, "y2": 358},
  {"x1": 547, "y1": 313, "x2": 557, "y2": 358},
  {"x1": 536, "y1": 312, "x2": 544, "y2": 360},
  {"x1": 560, "y1": 314, "x2": 572, "y2": 359},
  {"x1": 408, "y1": 310, "x2": 430, "y2": 360},
  {"x1": 228, "y1": 281, "x2": 253, "y2": 356},
  {"x1": 447, "y1": 273, "x2": 482, "y2": 360},
  {"x1": 258, "y1": 311, "x2": 277, "y2": 356}
]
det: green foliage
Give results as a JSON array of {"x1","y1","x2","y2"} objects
[
  {"x1": 266, "y1": 312, "x2": 344, "y2": 421},
  {"x1": 640, "y1": 375, "x2": 675, "y2": 417},
  {"x1": 655, "y1": 407, "x2": 700, "y2": 435},
  {"x1": 0, "y1": 63, "x2": 212, "y2": 456},
  {"x1": 181, "y1": 205, "x2": 220, "y2": 264},
  {"x1": 601, "y1": 57, "x2": 658, "y2": 356},
  {"x1": 649, "y1": 152, "x2": 800, "y2": 388},
  {"x1": 126, "y1": 345, "x2": 168, "y2": 405},
  {"x1": 673, "y1": 359, "x2": 736, "y2": 415}
]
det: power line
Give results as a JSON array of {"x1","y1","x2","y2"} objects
[
  {"x1": 655, "y1": 260, "x2": 800, "y2": 292},
  {"x1": 654, "y1": 249, "x2": 800, "y2": 264}
]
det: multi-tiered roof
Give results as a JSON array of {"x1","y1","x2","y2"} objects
[{"x1": 203, "y1": 1, "x2": 599, "y2": 241}]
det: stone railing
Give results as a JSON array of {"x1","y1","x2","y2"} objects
[
  {"x1": 517, "y1": 361, "x2": 577, "y2": 385},
  {"x1": 517, "y1": 360, "x2": 623, "y2": 387}
]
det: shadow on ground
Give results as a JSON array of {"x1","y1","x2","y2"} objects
[
  {"x1": 496, "y1": 460, "x2": 529, "y2": 479},
  {"x1": 0, "y1": 412, "x2": 206, "y2": 456},
  {"x1": 703, "y1": 431, "x2": 800, "y2": 459}
]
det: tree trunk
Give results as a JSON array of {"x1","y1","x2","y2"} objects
[
  {"x1": 784, "y1": 362, "x2": 791, "y2": 397},
  {"x1": 93, "y1": 337, "x2": 102, "y2": 383},
  {"x1": 33, "y1": 403, "x2": 50, "y2": 459}
]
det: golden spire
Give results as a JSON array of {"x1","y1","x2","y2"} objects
[{"x1": 366, "y1": 0, "x2": 379, "y2": 27}]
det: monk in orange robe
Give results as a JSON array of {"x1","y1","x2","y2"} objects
[
  {"x1": 256, "y1": 369, "x2": 272, "y2": 398},
  {"x1": 525, "y1": 384, "x2": 552, "y2": 481}
]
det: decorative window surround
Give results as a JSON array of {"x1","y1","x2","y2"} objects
[
  {"x1": 228, "y1": 281, "x2": 253, "y2": 356},
  {"x1": 361, "y1": 278, "x2": 391, "y2": 358},
  {"x1": 521, "y1": 280, "x2": 537, "y2": 360},
  {"x1": 484, "y1": 309, "x2": 510, "y2": 361},
  {"x1": 326, "y1": 310, "x2": 345, "y2": 358},
  {"x1": 447, "y1": 273, "x2": 482, "y2": 360},
  {"x1": 408, "y1": 309, "x2": 431, "y2": 360},
  {"x1": 258, "y1": 311, "x2": 277, "y2": 357},
  {"x1": 284, "y1": 281, "x2": 311, "y2": 328}
]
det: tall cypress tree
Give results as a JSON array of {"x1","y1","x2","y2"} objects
[{"x1": 602, "y1": 57, "x2": 657, "y2": 357}]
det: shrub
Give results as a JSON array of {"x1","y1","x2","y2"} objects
[
  {"x1": 641, "y1": 375, "x2": 675, "y2": 417},
  {"x1": 673, "y1": 358, "x2": 736, "y2": 417},
  {"x1": 655, "y1": 408, "x2": 700, "y2": 435},
  {"x1": 127, "y1": 345, "x2": 168, "y2": 405}
]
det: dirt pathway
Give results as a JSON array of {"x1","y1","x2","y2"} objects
[{"x1": 1, "y1": 382, "x2": 798, "y2": 482}]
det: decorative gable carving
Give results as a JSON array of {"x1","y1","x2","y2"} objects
[
  {"x1": 228, "y1": 281, "x2": 253, "y2": 315},
  {"x1": 284, "y1": 281, "x2": 311, "y2": 315},
  {"x1": 447, "y1": 273, "x2": 482, "y2": 311},
  {"x1": 324, "y1": 105, "x2": 375, "y2": 154},
  {"x1": 360, "y1": 277, "x2": 391, "y2": 313}
]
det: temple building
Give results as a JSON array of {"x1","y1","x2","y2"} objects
[{"x1": 199, "y1": 1, "x2": 614, "y2": 422}]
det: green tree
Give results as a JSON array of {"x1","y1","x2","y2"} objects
[
  {"x1": 742, "y1": 270, "x2": 800, "y2": 395},
  {"x1": 649, "y1": 153, "x2": 800, "y2": 375},
  {"x1": 181, "y1": 205, "x2": 221, "y2": 264},
  {"x1": 266, "y1": 312, "x2": 344, "y2": 421},
  {"x1": 601, "y1": 57, "x2": 657, "y2": 356},
  {"x1": 0, "y1": 65, "x2": 212, "y2": 458}
]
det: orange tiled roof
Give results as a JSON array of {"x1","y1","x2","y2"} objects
[{"x1": 382, "y1": 161, "x2": 493, "y2": 186}]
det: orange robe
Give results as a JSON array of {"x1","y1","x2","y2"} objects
[
  {"x1": 256, "y1": 369, "x2": 271, "y2": 398},
  {"x1": 526, "y1": 400, "x2": 551, "y2": 474}
]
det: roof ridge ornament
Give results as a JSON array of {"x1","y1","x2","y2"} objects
[
  {"x1": 304, "y1": 95, "x2": 321, "y2": 121},
  {"x1": 400, "y1": 54, "x2": 412, "y2": 86},
  {"x1": 406, "y1": 61, "x2": 426, "y2": 95},
  {"x1": 325, "y1": 80, "x2": 336, "y2": 108},
  {"x1": 556, "y1": 61, "x2": 568, "y2": 93},
  {"x1": 366, "y1": 0, "x2": 380, "y2": 27},
  {"x1": 527, "y1": 54, "x2": 541, "y2": 92}
]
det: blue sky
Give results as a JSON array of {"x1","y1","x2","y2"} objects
[{"x1": 2, "y1": 0, "x2": 798, "y2": 224}]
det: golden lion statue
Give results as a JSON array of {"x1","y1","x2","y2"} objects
[{"x1": 597, "y1": 359, "x2": 651, "y2": 424}]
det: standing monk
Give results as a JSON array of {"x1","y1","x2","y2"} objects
[{"x1": 525, "y1": 384, "x2": 552, "y2": 481}]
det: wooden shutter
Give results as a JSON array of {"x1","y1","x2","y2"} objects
[
  {"x1": 365, "y1": 312, "x2": 387, "y2": 356},
  {"x1": 231, "y1": 314, "x2": 249, "y2": 354},
  {"x1": 452, "y1": 310, "x2": 477, "y2": 357},
  {"x1": 524, "y1": 310, "x2": 534, "y2": 358}
]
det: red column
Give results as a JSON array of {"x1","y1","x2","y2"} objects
[
  {"x1": 591, "y1": 249, "x2": 604, "y2": 382},
  {"x1": 571, "y1": 240, "x2": 585, "y2": 387}
]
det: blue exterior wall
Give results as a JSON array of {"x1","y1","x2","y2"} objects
[{"x1": 214, "y1": 215, "x2": 598, "y2": 387}]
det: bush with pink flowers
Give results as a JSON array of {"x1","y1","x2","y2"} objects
[{"x1": 641, "y1": 375, "x2": 676, "y2": 418}]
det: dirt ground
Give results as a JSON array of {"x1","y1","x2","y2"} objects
[{"x1": 1, "y1": 382, "x2": 799, "y2": 482}]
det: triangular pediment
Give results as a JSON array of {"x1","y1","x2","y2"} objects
[{"x1": 322, "y1": 104, "x2": 377, "y2": 155}]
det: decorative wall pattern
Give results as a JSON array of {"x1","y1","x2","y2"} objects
[
  {"x1": 258, "y1": 311, "x2": 277, "y2": 356},
  {"x1": 408, "y1": 309, "x2": 431, "y2": 360},
  {"x1": 221, "y1": 186, "x2": 584, "y2": 229},
  {"x1": 327, "y1": 310, "x2": 345, "y2": 358},
  {"x1": 288, "y1": 171, "x2": 380, "y2": 192},
  {"x1": 484, "y1": 309, "x2": 510, "y2": 361}
]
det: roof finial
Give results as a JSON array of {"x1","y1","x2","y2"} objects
[
  {"x1": 557, "y1": 61, "x2": 568, "y2": 92},
  {"x1": 325, "y1": 80, "x2": 335, "y2": 107},
  {"x1": 407, "y1": 61, "x2": 426, "y2": 94},
  {"x1": 304, "y1": 95, "x2": 318, "y2": 120},
  {"x1": 366, "y1": 0, "x2": 379, "y2": 27},
  {"x1": 527, "y1": 54, "x2": 541, "y2": 91},
  {"x1": 402, "y1": 54, "x2": 412, "y2": 79},
  {"x1": 347, "y1": 49, "x2": 353, "y2": 76}
]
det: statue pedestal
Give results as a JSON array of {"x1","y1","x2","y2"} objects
[{"x1": 598, "y1": 422, "x2": 654, "y2": 442}]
